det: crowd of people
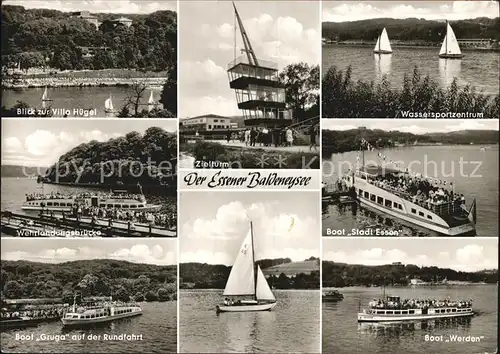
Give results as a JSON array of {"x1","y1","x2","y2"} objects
[
  {"x1": 231, "y1": 127, "x2": 295, "y2": 148},
  {"x1": 369, "y1": 298, "x2": 473, "y2": 310},
  {"x1": 25, "y1": 192, "x2": 73, "y2": 201},
  {"x1": 1, "y1": 306, "x2": 65, "y2": 320},
  {"x1": 366, "y1": 172, "x2": 466, "y2": 214},
  {"x1": 25, "y1": 192, "x2": 145, "y2": 202}
]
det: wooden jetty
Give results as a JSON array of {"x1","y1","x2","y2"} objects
[
  {"x1": 1, "y1": 211, "x2": 176, "y2": 237},
  {"x1": 1, "y1": 316, "x2": 60, "y2": 330}
]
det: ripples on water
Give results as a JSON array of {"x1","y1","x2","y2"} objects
[
  {"x1": 322, "y1": 146, "x2": 499, "y2": 236},
  {"x1": 180, "y1": 290, "x2": 320, "y2": 353},
  {"x1": 323, "y1": 286, "x2": 498, "y2": 354},
  {"x1": 0, "y1": 302, "x2": 177, "y2": 353},
  {"x1": 323, "y1": 45, "x2": 500, "y2": 95}
]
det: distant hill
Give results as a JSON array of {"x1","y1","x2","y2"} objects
[
  {"x1": 180, "y1": 257, "x2": 320, "y2": 290},
  {"x1": 1, "y1": 259, "x2": 177, "y2": 302},
  {"x1": 322, "y1": 17, "x2": 500, "y2": 42},
  {"x1": 322, "y1": 128, "x2": 499, "y2": 155},
  {"x1": 322, "y1": 261, "x2": 498, "y2": 288},
  {"x1": 1, "y1": 165, "x2": 47, "y2": 178}
]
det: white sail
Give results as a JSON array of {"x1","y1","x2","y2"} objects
[
  {"x1": 374, "y1": 36, "x2": 380, "y2": 52},
  {"x1": 439, "y1": 23, "x2": 461, "y2": 56},
  {"x1": 223, "y1": 231, "x2": 255, "y2": 296},
  {"x1": 374, "y1": 28, "x2": 392, "y2": 53},
  {"x1": 148, "y1": 90, "x2": 154, "y2": 104},
  {"x1": 105, "y1": 96, "x2": 114, "y2": 111},
  {"x1": 42, "y1": 87, "x2": 48, "y2": 100},
  {"x1": 255, "y1": 265, "x2": 275, "y2": 301}
]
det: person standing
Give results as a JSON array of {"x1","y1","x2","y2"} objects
[
  {"x1": 286, "y1": 128, "x2": 293, "y2": 147},
  {"x1": 309, "y1": 124, "x2": 318, "y2": 151}
]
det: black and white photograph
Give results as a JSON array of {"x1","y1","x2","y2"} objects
[
  {"x1": 1, "y1": 0, "x2": 177, "y2": 118},
  {"x1": 1, "y1": 119, "x2": 177, "y2": 237},
  {"x1": 179, "y1": 191, "x2": 320, "y2": 353},
  {"x1": 322, "y1": 0, "x2": 500, "y2": 118},
  {"x1": 321, "y1": 119, "x2": 499, "y2": 236},
  {"x1": 322, "y1": 237, "x2": 498, "y2": 354},
  {"x1": 178, "y1": 1, "x2": 320, "y2": 169},
  {"x1": 0, "y1": 238, "x2": 177, "y2": 353}
]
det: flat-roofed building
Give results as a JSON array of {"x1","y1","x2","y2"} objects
[
  {"x1": 71, "y1": 11, "x2": 99, "y2": 29},
  {"x1": 112, "y1": 17, "x2": 133, "y2": 28},
  {"x1": 180, "y1": 114, "x2": 232, "y2": 131}
]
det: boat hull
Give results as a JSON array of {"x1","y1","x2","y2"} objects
[
  {"x1": 374, "y1": 50, "x2": 392, "y2": 54},
  {"x1": 439, "y1": 54, "x2": 463, "y2": 59},
  {"x1": 358, "y1": 196, "x2": 475, "y2": 235},
  {"x1": 216, "y1": 302, "x2": 277, "y2": 313},
  {"x1": 358, "y1": 311, "x2": 473, "y2": 322},
  {"x1": 61, "y1": 311, "x2": 142, "y2": 327}
]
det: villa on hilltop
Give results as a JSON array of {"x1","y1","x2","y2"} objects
[{"x1": 70, "y1": 11, "x2": 133, "y2": 29}]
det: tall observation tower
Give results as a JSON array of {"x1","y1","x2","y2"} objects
[{"x1": 227, "y1": 2, "x2": 293, "y2": 128}]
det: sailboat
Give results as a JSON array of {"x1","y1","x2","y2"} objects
[
  {"x1": 374, "y1": 28, "x2": 392, "y2": 54},
  {"x1": 104, "y1": 94, "x2": 115, "y2": 113},
  {"x1": 216, "y1": 221, "x2": 277, "y2": 313},
  {"x1": 439, "y1": 21, "x2": 463, "y2": 59},
  {"x1": 41, "y1": 86, "x2": 53, "y2": 101},
  {"x1": 147, "y1": 90, "x2": 155, "y2": 112}
]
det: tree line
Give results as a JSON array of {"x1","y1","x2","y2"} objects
[
  {"x1": 43, "y1": 126, "x2": 177, "y2": 187},
  {"x1": 1, "y1": 259, "x2": 177, "y2": 302},
  {"x1": 322, "y1": 261, "x2": 498, "y2": 287},
  {"x1": 2, "y1": 5, "x2": 176, "y2": 73},
  {"x1": 323, "y1": 17, "x2": 500, "y2": 42},
  {"x1": 180, "y1": 259, "x2": 320, "y2": 290},
  {"x1": 322, "y1": 126, "x2": 499, "y2": 155}
]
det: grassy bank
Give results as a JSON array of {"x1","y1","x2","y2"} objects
[
  {"x1": 322, "y1": 65, "x2": 500, "y2": 118},
  {"x1": 181, "y1": 141, "x2": 320, "y2": 169}
]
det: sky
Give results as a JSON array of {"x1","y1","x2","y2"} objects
[
  {"x1": 3, "y1": 0, "x2": 177, "y2": 13},
  {"x1": 322, "y1": 119, "x2": 500, "y2": 134},
  {"x1": 179, "y1": 1, "x2": 320, "y2": 118},
  {"x1": 322, "y1": 1, "x2": 500, "y2": 22},
  {"x1": 1, "y1": 119, "x2": 177, "y2": 167},
  {"x1": 1, "y1": 238, "x2": 177, "y2": 265},
  {"x1": 323, "y1": 238, "x2": 498, "y2": 272},
  {"x1": 179, "y1": 191, "x2": 320, "y2": 265}
]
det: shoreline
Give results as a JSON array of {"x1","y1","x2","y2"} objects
[
  {"x1": 322, "y1": 42, "x2": 500, "y2": 52},
  {"x1": 322, "y1": 143, "x2": 497, "y2": 156},
  {"x1": 3, "y1": 77, "x2": 167, "y2": 89}
]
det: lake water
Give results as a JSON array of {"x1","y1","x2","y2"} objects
[
  {"x1": 2, "y1": 86, "x2": 164, "y2": 117},
  {"x1": 322, "y1": 45, "x2": 500, "y2": 96},
  {"x1": 0, "y1": 301, "x2": 177, "y2": 353},
  {"x1": 323, "y1": 285, "x2": 498, "y2": 354},
  {"x1": 322, "y1": 145, "x2": 499, "y2": 236},
  {"x1": 179, "y1": 290, "x2": 320, "y2": 353}
]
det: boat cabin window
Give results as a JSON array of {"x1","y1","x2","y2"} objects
[
  {"x1": 411, "y1": 208, "x2": 416, "y2": 214},
  {"x1": 106, "y1": 204, "x2": 113, "y2": 208},
  {"x1": 47, "y1": 202, "x2": 53, "y2": 206},
  {"x1": 358, "y1": 189, "x2": 363, "y2": 196},
  {"x1": 140, "y1": 204, "x2": 145, "y2": 208},
  {"x1": 364, "y1": 191, "x2": 369, "y2": 198},
  {"x1": 130, "y1": 205, "x2": 137, "y2": 209},
  {"x1": 386, "y1": 311, "x2": 393, "y2": 315},
  {"x1": 377, "y1": 196, "x2": 383, "y2": 205},
  {"x1": 122, "y1": 205, "x2": 129, "y2": 208},
  {"x1": 427, "y1": 215, "x2": 433, "y2": 220},
  {"x1": 394, "y1": 311, "x2": 401, "y2": 315},
  {"x1": 54, "y1": 202, "x2": 59, "y2": 206},
  {"x1": 419, "y1": 211, "x2": 424, "y2": 217},
  {"x1": 451, "y1": 309, "x2": 456, "y2": 312},
  {"x1": 409, "y1": 310, "x2": 415, "y2": 314},
  {"x1": 370, "y1": 194, "x2": 376, "y2": 202},
  {"x1": 446, "y1": 308, "x2": 451, "y2": 312},
  {"x1": 384, "y1": 199, "x2": 392, "y2": 207}
]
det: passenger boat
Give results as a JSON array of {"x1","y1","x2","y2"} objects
[
  {"x1": 61, "y1": 299, "x2": 142, "y2": 327},
  {"x1": 216, "y1": 221, "x2": 277, "y2": 313},
  {"x1": 322, "y1": 290, "x2": 344, "y2": 302},
  {"x1": 22, "y1": 189, "x2": 161, "y2": 213},
  {"x1": 330, "y1": 134, "x2": 476, "y2": 236},
  {"x1": 358, "y1": 296, "x2": 473, "y2": 322}
]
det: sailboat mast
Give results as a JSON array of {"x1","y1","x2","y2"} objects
[{"x1": 250, "y1": 221, "x2": 257, "y2": 300}]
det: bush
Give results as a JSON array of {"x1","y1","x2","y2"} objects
[{"x1": 322, "y1": 65, "x2": 499, "y2": 118}]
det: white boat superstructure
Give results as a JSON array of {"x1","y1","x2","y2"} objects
[
  {"x1": 439, "y1": 21, "x2": 463, "y2": 59},
  {"x1": 358, "y1": 296, "x2": 473, "y2": 322},
  {"x1": 374, "y1": 28, "x2": 392, "y2": 54},
  {"x1": 62, "y1": 302, "x2": 142, "y2": 327},
  {"x1": 216, "y1": 221, "x2": 277, "y2": 313}
]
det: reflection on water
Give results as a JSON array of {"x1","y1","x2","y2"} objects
[
  {"x1": 180, "y1": 290, "x2": 320, "y2": 353},
  {"x1": 439, "y1": 58, "x2": 462, "y2": 88},
  {"x1": 374, "y1": 54, "x2": 392, "y2": 81},
  {"x1": 323, "y1": 46, "x2": 499, "y2": 95}
]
